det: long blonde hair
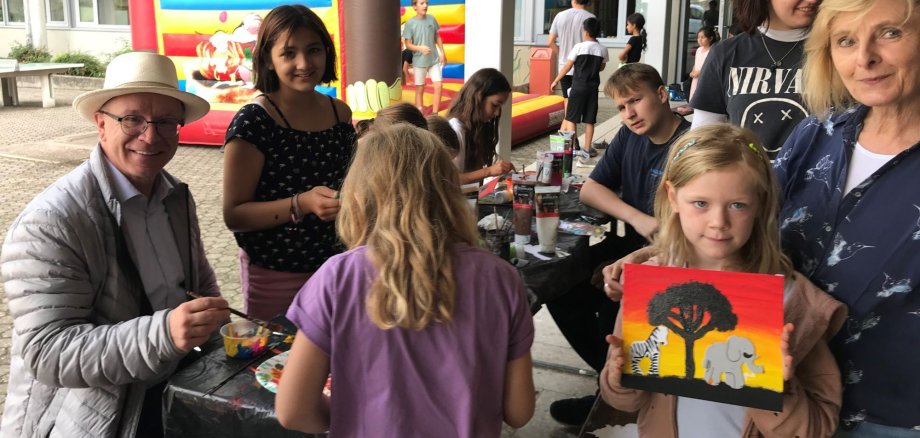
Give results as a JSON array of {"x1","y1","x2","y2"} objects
[
  {"x1": 337, "y1": 124, "x2": 480, "y2": 330},
  {"x1": 803, "y1": 0, "x2": 918, "y2": 117},
  {"x1": 653, "y1": 124, "x2": 793, "y2": 276}
]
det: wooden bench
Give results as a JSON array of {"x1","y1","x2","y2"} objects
[{"x1": 0, "y1": 59, "x2": 85, "y2": 108}]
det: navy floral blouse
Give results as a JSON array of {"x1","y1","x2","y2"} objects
[{"x1": 774, "y1": 105, "x2": 920, "y2": 430}]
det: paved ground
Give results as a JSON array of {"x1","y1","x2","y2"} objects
[{"x1": 0, "y1": 86, "x2": 625, "y2": 436}]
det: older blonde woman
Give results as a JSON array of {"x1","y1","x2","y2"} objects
[
  {"x1": 774, "y1": 0, "x2": 920, "y2": 435},
  {"x1": 603, "y1": 0, "x2": 919, "y2": 434}
]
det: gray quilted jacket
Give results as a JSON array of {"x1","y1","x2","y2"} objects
[{"x1": 0, "y1": 145, "x2": 219, "y2": 437}]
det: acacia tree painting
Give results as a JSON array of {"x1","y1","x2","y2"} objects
[{"x1": 647, "y1": 281, "x2": 738, "y2": 379}]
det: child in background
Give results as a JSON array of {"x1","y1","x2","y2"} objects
[
  {"x1": 402, "y1": 0, "x2": 446, "y2": 114},
  {"x1": 550, "y1": 17, "x2": 608, "y2": 158},
  {"x1": 355, "y1": 102, "x2": 427, "y2": 139},
  {"x1": 276, "y1": 124, "x2": 536, "y2": 435},
  {"x1": 619, "y1": 13, "x2": 647, "y2": 65},
  {"x1": 601, "y1": 124, "x2": 846, "y2": 437},
  {"x1": 354, "y1": 119, "x2": 374, "y2": 139},
  {"x1": 446, "y1": 68, "x2": 515, "y2": 184},
  {"x1": 688, "y1": 26, "x2": 720, "y2": 101},
  {"x1": 426, "y1": 114, "x2": 461, "y2": 160},
  {"x1": 222, "y1": 4, "x2": 355, "y2": 320}
]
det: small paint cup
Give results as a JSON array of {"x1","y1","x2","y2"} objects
[{"x1": 220, "y1": 320, "x2": 269, "y2": 359}]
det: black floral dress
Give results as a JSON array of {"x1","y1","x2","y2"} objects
[{"x1": 225, "y1": 95, "x2": 355, "y2": 273}]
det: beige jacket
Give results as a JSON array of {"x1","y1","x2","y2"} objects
[{"x1": 600, "y1": 271, "x2": 847, "y2": 438}]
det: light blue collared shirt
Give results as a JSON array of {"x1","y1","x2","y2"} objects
[{"x1": 104, "y1": 156, "x2": 185, "y2": 311}]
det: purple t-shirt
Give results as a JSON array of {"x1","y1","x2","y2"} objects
[{"x1": 287, "y1": 243, "x2": 534, "y2": 437}]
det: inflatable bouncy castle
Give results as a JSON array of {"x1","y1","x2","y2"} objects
[{"x1": 129, "y1": 0, "x2": 562, "y2": 145}]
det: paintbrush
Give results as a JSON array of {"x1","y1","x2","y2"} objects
[{"x1": 185, "y1": 291, "x2": 292, "y2": 335}]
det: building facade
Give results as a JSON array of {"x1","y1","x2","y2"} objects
[
  {"x1": 2, "y1": 0, "x2": 732, "y2": 93},
  {"x1": 512, "y1": 0, "x2": 734, "y2": 93}
]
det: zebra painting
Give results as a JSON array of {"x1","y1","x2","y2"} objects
[{"x1": 630, "y1": 325, "x2": 669, "y2": 376}]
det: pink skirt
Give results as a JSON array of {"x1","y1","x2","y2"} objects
[{"x1": 240, "y1": 249, "x2": 312, "y2": 321}]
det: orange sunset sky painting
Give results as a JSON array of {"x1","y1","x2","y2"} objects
[{"x1": 621, "y1": 264, "x2": 785, "y2": 393}]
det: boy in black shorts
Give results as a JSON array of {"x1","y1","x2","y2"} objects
[{"x1": 550, "y1": 17, "x2": 607, "y2": 157}]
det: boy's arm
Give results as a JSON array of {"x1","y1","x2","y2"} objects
[
  {"x1": 547, "y1": 32, "x2": 559, "y2": 60},
  {"x1": 404, "y1": 38, "x2": 430, "y2": 55},
  {"x1": 599, "y1": 62, "x2": 607, "y2": 72},
  {"x1": 580, "y1": 178, "x2": 657, "y2": 240},
  {"x1": 550, "y1": 60, "x2": 575, "y2": 90},
  {"x1": 436, "y1": 35, "x2": 446, "y2": 67}
]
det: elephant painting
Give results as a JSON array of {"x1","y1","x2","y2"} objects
[{"x1": 702, "y1": 335, "x2": 764, "y2": 389}]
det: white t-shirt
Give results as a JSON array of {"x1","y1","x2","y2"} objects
[
  {"x1": 549, "y1": 7, "x2": 596, "y2": 74},
  {"x1": 844, "y1": 142, "x2": 895, "y2": 195},
  {"x1": 448, "y1": 117, "x2": 466, "y2": 170},
  {"x1": 676, "y1": 397, "x2": 745, "y2": 438}
]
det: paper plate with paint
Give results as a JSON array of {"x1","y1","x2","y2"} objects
[{"x1": 255, "y1": 351, "x2": 332, "y2": 396}]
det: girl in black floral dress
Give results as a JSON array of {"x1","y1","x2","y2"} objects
[{"x1": 223, "y1": 5, "x2": 355, "y2": 320}]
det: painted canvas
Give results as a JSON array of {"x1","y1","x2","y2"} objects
[{"x1": 620, "y1": 264, "x2": 785, "y2": 411}]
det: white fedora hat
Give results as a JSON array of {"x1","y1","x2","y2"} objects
[{"x1": 73, "y1": 51, "x2": 210, "y2": 123}]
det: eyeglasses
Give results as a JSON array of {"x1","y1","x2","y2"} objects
[{"x1": 99, "y1": 110, "x2": 184, "y2": 138}]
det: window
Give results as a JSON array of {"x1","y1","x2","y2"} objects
[
  {"x1": 78, "y1": 0, "x2": 129, "y2": 25},
  {"x1": 543, "y1": 0, "x2": 636, "y2": 38},
  {"x1": 515, "y1": 0, "x2": 523, "y2": 37},
  {"x1": 47, "y1": 0, "x2": 66, "y2": 23},
  {"x1": 515, "y1": 0, "x2": 534, "y2": 43},
  {"x1": 3, "y1": 0, "x2": 25, "y2": 23}
]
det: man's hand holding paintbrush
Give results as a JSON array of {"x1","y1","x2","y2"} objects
[{"x1": 170, "y1": 293, "x2": 231, "y2": 352}]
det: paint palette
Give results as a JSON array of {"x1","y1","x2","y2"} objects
[{"x1": 255, "y1": 351, "x2": 332, "y2": 396}]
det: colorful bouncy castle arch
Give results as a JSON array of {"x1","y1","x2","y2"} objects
[{"x1": 129, "y1": 0, "x2": 562, "y2": 145}]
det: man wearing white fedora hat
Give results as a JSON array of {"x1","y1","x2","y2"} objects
[{"x1": 0, "y1": 52, "x2": 231, "y2": 438}]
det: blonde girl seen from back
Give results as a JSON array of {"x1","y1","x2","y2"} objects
[
  {"x1": 222, "y1": 5, "x2": 355, "y2": 321},
  {"x1": 600, "y1": 124, "x2": 846, "y2": 438},
  {"x1": 276, "y1": 124, "x2": 535, "y2": 436}
]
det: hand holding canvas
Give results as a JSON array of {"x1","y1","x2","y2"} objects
[
  {"x1": 603, "y1": 334, "x2": 626, "y2": 388},
  {"x1": 601, "y1": 246, "x2": 655, "y2": 301},
  {"x1": 781, "y1": 323, "x2": 794, "y2": 382}
]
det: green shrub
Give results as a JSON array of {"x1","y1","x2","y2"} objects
[
  {"x1": 104, "y1": 40, "x2": 133, "y2": 63},
  {"x1": 8, "y1": 41, "x2": 52, "y2": 63},
  {"x1": 51, "y1": 52, "x2": 106, "y2": 77}
]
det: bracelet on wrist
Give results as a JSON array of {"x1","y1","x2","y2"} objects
[{"x1": 290, "y1": 193, "x2": 303, "y2": 224}]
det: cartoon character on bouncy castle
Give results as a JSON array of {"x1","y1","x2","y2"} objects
[
  {"x1": 189, "y1": 13, "x2": 261, "y2": 104},
  {"x1": 129, "y1": 0, "x2": 472, "y2": 144}
]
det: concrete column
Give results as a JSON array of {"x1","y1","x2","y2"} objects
[
  {"x1": 464, "y1": 0, "x2": 514, "y2": 160},
  {"x1": 25, "y1": 0, "x2": 48, "y2": 49},
  {"x1": 642, "y1": 2, "x2": 681, "y2": 84}
]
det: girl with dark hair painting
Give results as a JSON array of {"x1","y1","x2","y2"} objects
[
  {"x1": 222, "y1": 4, "x2": 355, "y2": 320},
  {"x1": 446, "y1": 68, "x2": 515, "y2": 184}
]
